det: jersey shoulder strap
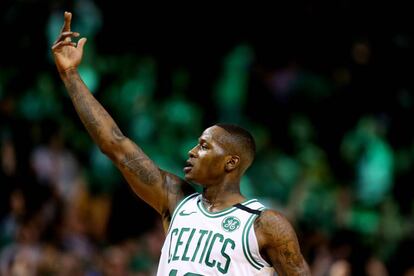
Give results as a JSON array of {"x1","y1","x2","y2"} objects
[{"x1": 233, "y1": 203, "x2": 263, "y2": 215}]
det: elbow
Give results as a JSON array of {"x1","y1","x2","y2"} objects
[
  {"x1": 98, "y1": 142, "x2": 116, "y2": 159},
  {"x1": 99, "y1": 145, "x2": 111, "y2": 156},
  {"x1": 98, "y1": 139, "x2": 127, "y2": 163}
]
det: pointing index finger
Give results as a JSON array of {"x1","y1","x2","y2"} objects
[{"x1": 62, "y1": 11, "x2": 72, "y2": 33}]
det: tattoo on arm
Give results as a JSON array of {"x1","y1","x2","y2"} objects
[
  {"x1": 76, "y1": 94, "x2": 101, "y2": 139},
  {"x1": 112, "y1": 126, "x2": 125, "y2": 141},
  {"x1": 120, "y1": 150, "x2": 161, "y2": 186},
  {"x1": 276, "y1": 241, "x2": 308, "y2": 275},
  {"x1": 65, "y1": 72, "x2": 121, "y2": 147},
  {"x1": 64, "y1": 71, "x2": 186, "y2": 217},
  {"x1": 166, "y1": 180, "x2": 181, "y2": 195},
  {"x1": 256, "y1": 211, "x2": 310, "y2": 276},
  {"x1": 66, "y1": 76, "x2": 104, "y2": 140}
]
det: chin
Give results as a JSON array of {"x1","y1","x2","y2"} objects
[
  {"x1": 184, "y1": 173, "x2": 193, "y2": 181},
  {"x1": 184, "y1": 174, "x2": 202, "y2": 186}
]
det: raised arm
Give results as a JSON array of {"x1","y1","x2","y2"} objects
[
  {"x1": 255, "y1": 210, "x2": 311, "y2": 276},
  {"x1": 51, "y1": 12, "x2": 194, "y2": 228}
]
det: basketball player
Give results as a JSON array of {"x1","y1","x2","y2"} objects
[{"x1": 52, "y1": 11, "x2": 311, "y2": 276}]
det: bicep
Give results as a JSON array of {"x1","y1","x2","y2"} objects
[
  {"x1": 256, "y1": 210, "x2": 310, "y2": 276},
  {"x1": 108, "y1": 138, "x2": 192, "y2": 215},
  {"x1": 266, "y1": 240, "x2": 310, "y2": 276}
]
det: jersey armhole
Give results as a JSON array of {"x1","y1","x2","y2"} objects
[
  {"x1": 166, "y1": 193, "x2": 199, "y2": 234},
  {"x1": 242, "y1": 207, "x2": 272, "y2": 270}
]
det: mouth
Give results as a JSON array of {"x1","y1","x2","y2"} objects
[{"x1": 183, "y1": 160, "x2": 193, "y2": 173}]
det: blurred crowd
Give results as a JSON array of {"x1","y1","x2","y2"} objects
[{"x1": 1, "y1": 1, "x2": 414, "y2": 275}]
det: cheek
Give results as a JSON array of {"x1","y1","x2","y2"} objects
[{"x1": 198, "y1": 154, "x2": 224, "y2": 172}]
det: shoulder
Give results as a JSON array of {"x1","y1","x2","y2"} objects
[
  {"x1": 254, "y1": 209, "x2": 311, "y2": 275},
  {"x1": 162, "y1": 171, "x2": 195, "y2": 199},
  {"x1": 159, "y1": 172, "x2": 197, "y2": 232},
  {"x1": 254, "y1": 209, "x2": 299, "y2": 249},
  {"x1": 162, "y1": 172, "x2": 197, "y2": 212}
]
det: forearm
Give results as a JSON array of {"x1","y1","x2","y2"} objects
[
  {"x1": 60, "y1": 68, "x2": 123, "y2": 152},
  {"x1": 52, "y1": 11, "x2": 186, "y2": 219},
  {"x1": 59, "y1": 68, "x2": 192, "y2": 220},
  {"x1": 60, "y1": 68, "x2": 172, "y2": 211}
]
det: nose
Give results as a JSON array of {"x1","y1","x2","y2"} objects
[{"x1": 188, "y1": 145, "x2": 198, "y2": 158}]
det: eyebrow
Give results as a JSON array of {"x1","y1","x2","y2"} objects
[
  {"x1": 198, "y1": 138, "x2": 208, "y2": 144},
  {"x1": 199, "y1": 136, "x2": 226, "y2": 149}
]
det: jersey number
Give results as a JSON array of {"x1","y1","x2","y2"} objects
[{"x1": 169, "y1": 269, "x2": 205, "y2": 276}]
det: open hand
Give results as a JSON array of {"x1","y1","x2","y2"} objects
[{"x1": 51, "y1": 12, "x2": 87, "y2": 73}]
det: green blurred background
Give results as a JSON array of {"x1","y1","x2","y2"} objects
[{"x1": 1, "y1": 1, "x2": 414, "y2": 275}]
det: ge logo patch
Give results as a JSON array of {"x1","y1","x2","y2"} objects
[{"x1": 222, "y1": 216, "x2": 241, "y2": 232}]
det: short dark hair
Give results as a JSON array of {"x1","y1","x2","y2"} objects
[{"x1": 215, "y1": 123, "x2": 256, "y2": 169}]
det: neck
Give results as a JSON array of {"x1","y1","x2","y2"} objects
[{"x1": 201, "y1": 180, "x2": 245, "y2": 212}]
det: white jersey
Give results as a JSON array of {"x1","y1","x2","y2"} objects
[{"x1": 157, "y1": 193, "x2": 275, "y2": 276}]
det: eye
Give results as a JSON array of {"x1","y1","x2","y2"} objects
[{"x1": 200, "y1": 143, "x2": 208, "y2": 150}]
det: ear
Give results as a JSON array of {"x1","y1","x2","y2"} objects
[{"x1": 225, "y1": 155, "x2": 240, "y2": 172}]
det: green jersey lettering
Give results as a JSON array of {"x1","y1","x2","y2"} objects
[
  {"x1": 168, "y1": 228, "x2": 236, "y2": 274},
  {"x1": 173, "y1": 228, "x2": 190, "y2": 261},
  {"x1": 205, "y1": 233, "x2": 224, "y2": 268},
  {"x1": 168, "y1": 228, "x2": 179, "y2": 263},
  {"x1": 218, "y1": 238, "x2": 235, "y2": 274},
  {"x1": 169, "y1": 269, "x2": 205, "y2": 276},
  {"x1": 198, "y1": 231, "x2": 213, "y2": 264},
  {"x1": 191, "y1": 229, "x2": 208, "y2": 262},
  {"x1": 182, "y1": 228, "x2": 196, "y2": 261}
]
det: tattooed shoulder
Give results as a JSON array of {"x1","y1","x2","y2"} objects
[
  {"x1": 255, "y1": 210, "x2": 297, "y2": 247},
  {"x1": 255, "y1": 210, "x2": 310, "y2": 275}
]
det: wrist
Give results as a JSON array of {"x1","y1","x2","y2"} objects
[{"x1": 59, "y1": 67, "x2": 79, "y2": 79}]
